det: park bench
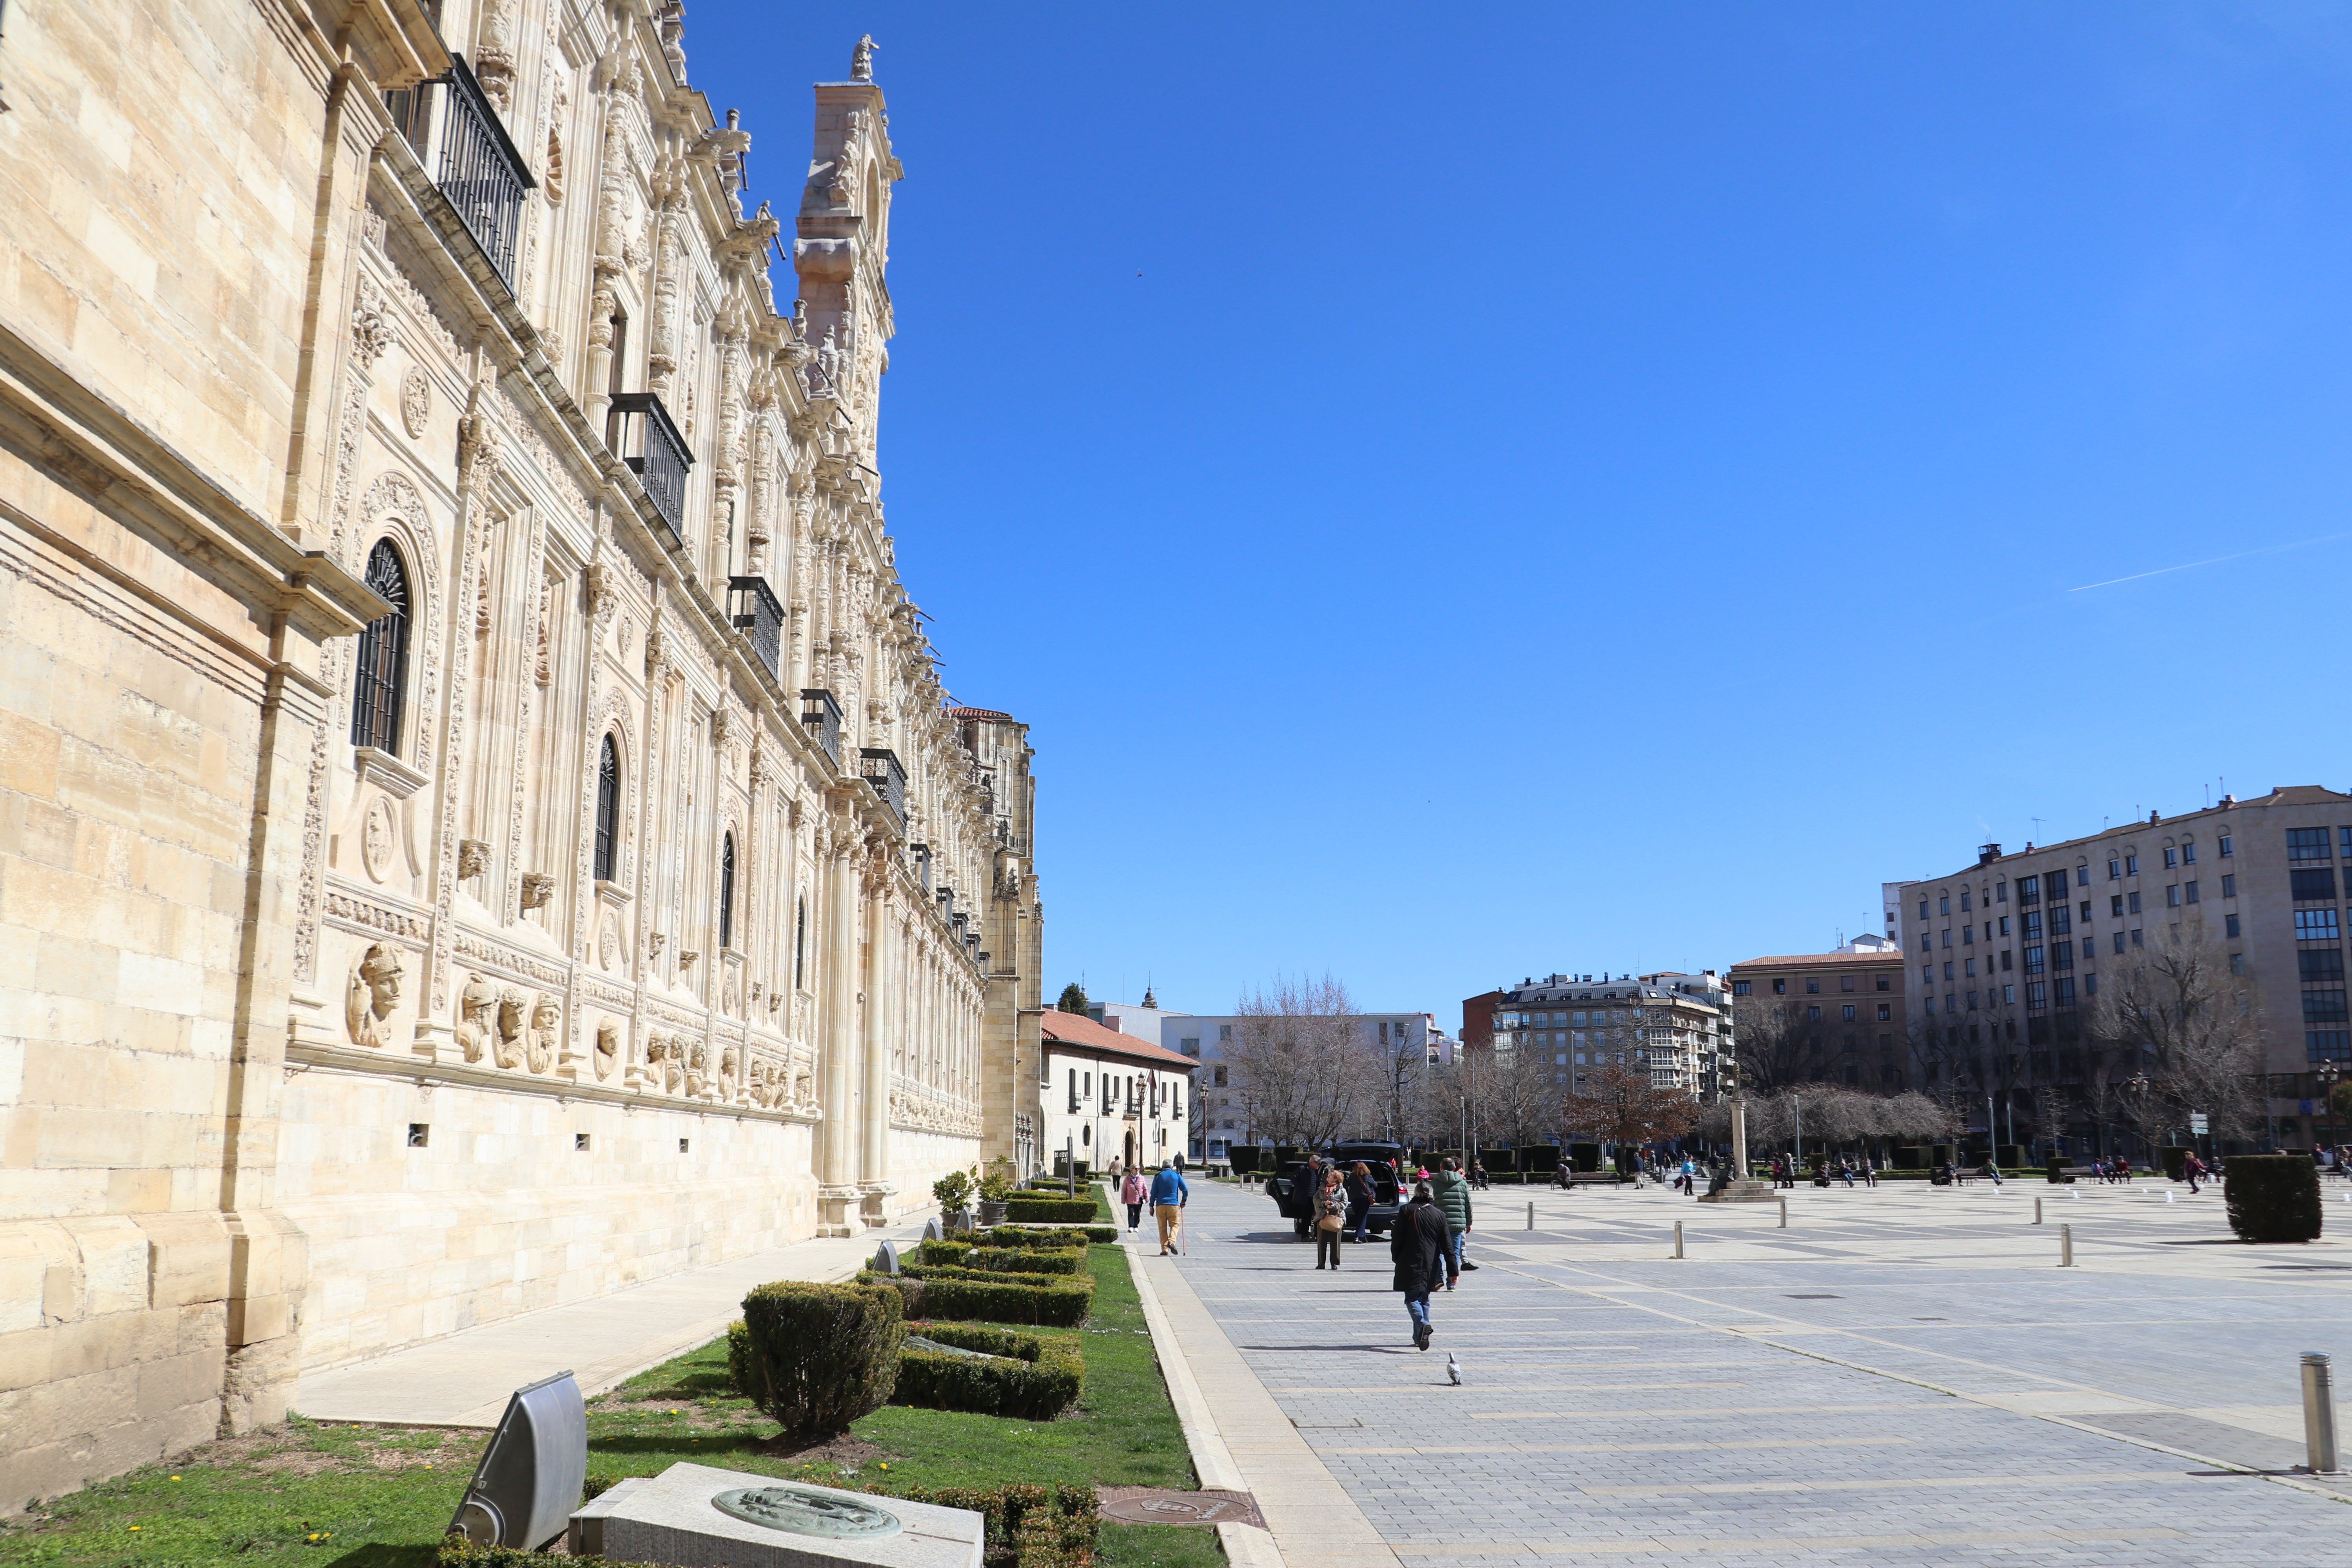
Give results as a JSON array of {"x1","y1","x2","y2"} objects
[{"x1": 1561, "y1": 1171, "x2": 1628, "y2": 1188}]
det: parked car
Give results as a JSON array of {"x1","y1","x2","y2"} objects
[{"x1": 1267, "y1": 1142, "x2": 1407, "y2": 1238}]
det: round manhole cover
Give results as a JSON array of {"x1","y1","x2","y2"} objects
[
  {"x1": 711, "y1": 1485, "x2": 904, "y2": 1538},
  {"x1": 1098, "y1": 1488, "x2": 1263, "y2": 1528}
]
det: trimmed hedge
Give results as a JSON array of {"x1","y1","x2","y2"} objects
[
  {"x1": 846, "y1": 1482, "x2": 1096, "y2": 1568},
  {"x1": 2225, "y1": 1154, "x2": 2323, "y2": 1243},
  {"x1": 919, "y1": 1240, "x2": 1083, "y2": 1275},
  {"x1": 864, "y1": 1265, "x2": 1094, "y2": 1327},
  {"x1": 1228, "y1": 1145, "x2": 1262, "y2": 1175},
  {"x1": 893, "y1": 1321, "x2": 1085, "y2": 1419},
  {"x1": 985, "y1": 1226, "x2": 1092, "y2": 1249},
  {"x1": 2160, "y1": 1146, "x2": 2192, "y2": 1182},
  {"x1": 1004, "y1": 1198, "x2": 1097, "y2": 1223},
  {"x1": 737, "y1": 1279, "x2": 904, "y2": 1439},
  {"x1": 1518, "y1": 1145, "x2": 1562, "y2": 1174}
]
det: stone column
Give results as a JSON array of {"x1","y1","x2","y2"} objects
[
  {"x1": 817, "y1": 801, "x2": 862, "y2": 1235},
  {"x1": 858, "y1": 865, "x2": 895, "y2": 1226},
  {"x1": 1732, "y1": 1100, "x2": 1749, "y2": 1177}
]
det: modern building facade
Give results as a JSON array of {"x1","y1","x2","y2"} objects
[
  {"x1": 1883, "y1": 786, "x2": 2352, "y2": 1151},
  {"x1": 0, "y1": 4, "x2": 1034, "y2": 1508},
  {"x1": 1173, "y1": 1012, "x2": 1435, "y2": 1160},
  {"x1": 1725, "y1": 939, "x2": 1910, "y2": 1090},
  {"x1": 1038, "y1": 1011, "x2": 1192, "y2": 1174},
  {"x1": 1482, "y1": 975, "x2": 1724, "y2": 1095}
]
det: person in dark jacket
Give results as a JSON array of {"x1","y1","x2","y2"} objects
[
  {"x1": 1345, "y1": 1161, "x2": 1375, "y2": 1244},
  {"x1": 1431, "y1": 1157, "x2": 1476, "y2": 1284},
  {"x1": 1390, "y1": 1181, "x2": 1450, "y2": 1349}
]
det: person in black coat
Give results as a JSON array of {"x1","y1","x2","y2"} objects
[{"x1": 1390, "y1": 1181, "x2": 1450, "y2": 1350}]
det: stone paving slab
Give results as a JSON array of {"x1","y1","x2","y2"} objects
[
  {"x1": 296, "y1": 1215, "x2": 936, "y2": 1425},
  {"x1": 1151, "y1": 1175, "x2": 2352, "y2": 1567}
]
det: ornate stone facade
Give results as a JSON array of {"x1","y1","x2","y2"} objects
[{"x1": 0, "y1": 0, "x2": 1040, "y2": 1512}]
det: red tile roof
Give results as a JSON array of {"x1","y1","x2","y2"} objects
[
  {"x1": 948, "y1": 706, "x2": 1014, "y2": 722},
  {"x1": 1728, "y1": 951, "x2": 1905, "y2": 971},
  {"x1": 1040, "y1": 1010, "x2": 1196, "y2": 1067}
]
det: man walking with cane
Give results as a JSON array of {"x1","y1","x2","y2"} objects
[{"x1": 1151, "y1": 1158, "x2": 1189, "y2": 1255}]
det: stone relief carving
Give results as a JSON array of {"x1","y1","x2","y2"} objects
[
  {"x1": 598, "y1": 908, "x2": 621, "y2": 969},
  {"x1": 456, "y1": 972, "x2": 497, "y2": 1062},
  {"x1": 493, "y1": 988, "x2": 527, "y2": 1069},
  {"x1": 685, "y1": 1041, "x2": 708, "y2": 1096},
  {"x1": 345, "y1": 944, "x2": 405, "y2": 1049},
  {"x1": 459, "y1": 838, "x2": 491, "y2": 881},
  {"x1": 521, "y1": 871, "x2": 555, "y2": 910},
  {"x1": 527, "y1": 995, "x2": 559, "y2": 1074},
  {"x1": 361, "y1": 798, "x2": 398, "y2": 882},
  {"x1": 593, "y1": 1018, "x2": 619, "y2": 1080},
  {"x1": 400, "y1": 366, "x2": 431, "y2": 438}
]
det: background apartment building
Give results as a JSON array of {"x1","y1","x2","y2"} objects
[
  {"x1": 1884, "y1": 785, "x2": 2352, "y2": 1152},
  {"x1": 1725, "y1": 937, "x2": 1910, "y2": 1090},
  {"x1": 1481, "y1": 974, "x2": 1725, "y2": 1096},
  {"x1": 1172, "y1": 1012, "x2": 1435, "y2": 1161}
]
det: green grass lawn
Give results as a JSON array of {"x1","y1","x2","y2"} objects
[{"x1": 0, "y1": 1234, "x2": 1217, "y2": 1568}]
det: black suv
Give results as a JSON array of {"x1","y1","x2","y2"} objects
[{"x1": 1267, "y1": 1142, "x2": 1408, "y2": 1239}]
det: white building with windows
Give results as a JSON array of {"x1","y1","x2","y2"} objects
[
  {"x1": 1038, "y1": 1011, "x2": 1194, "y2": 1173},
  {"x1": 1170, "y1": 1012, "x2": 1435, "y2": 1161},
  {"x1": 1486, "y1": 975, "x2": 1724, "y2": 1096}
]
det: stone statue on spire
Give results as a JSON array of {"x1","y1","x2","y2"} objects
[{"x1": 851, "y1": 35, "x2": 877, "y2": 83}]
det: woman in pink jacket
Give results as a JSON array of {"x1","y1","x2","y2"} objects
[{"x1": 1121, "y1": 1167, "x2": 1149, "y2": 1234}]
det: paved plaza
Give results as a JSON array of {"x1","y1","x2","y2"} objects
[{"x1": 1137, "y1": 1173, "x2": 2352, "y2": 1566}]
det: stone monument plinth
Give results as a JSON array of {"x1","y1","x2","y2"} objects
[
  {"x1": 1697, "y1": 1100, "x2": 1778, "y2": 1204},
  {"x1": 570, "y1": 1463, "x2": 985, "y2": 1568}
]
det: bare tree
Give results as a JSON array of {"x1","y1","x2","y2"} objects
[
  {"x1": 1222, "y1": 974, "x2": 1371, "y2": 1149},
  {"x1": 1563, "y1": 1061, "x2": 1699, "y2": 1149},
  {"x1": 1474, "y1": 1044, "x2": 1560, "y2": 1150},
  {"x1": 1729, "y1": 997, "x2": 1828, "y2": 1094},
  {"x1": 2088, "y1": 931, "x2": 2265, "y2": 1144}
]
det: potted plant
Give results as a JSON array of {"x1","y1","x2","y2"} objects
[
  {"x1": 976, "y1": 1157, "x2": 1016, "y2": 1226},
  {"x1": 932, "y1": 1167, "x2": 976, "y2": 1230}
]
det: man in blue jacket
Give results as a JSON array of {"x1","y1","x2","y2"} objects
[{"x1": 1150, "y1": 1159, "x2": 1189, "y2": 1254}]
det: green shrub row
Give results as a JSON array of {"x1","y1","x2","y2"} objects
[
  {"x1": 984, "y1": 1225, "x2": 1093, "y2": 1249},
  {"x1": 892, "y1": 1322, "x2": 1086, "y2": 1419},
  {"x1": 863, "y1": 1266, "x2": 1093, "y2": 1327},
  {"x1": 439, "y1": 1542, "x2": 664, "y2": 1568},
  {"x1": 844, "y1": 1482, "x2": 1096, "y2": 1568},
  {"x1": 2226, "y1": 1153, "x2": 2323, "y2": 1243},
  {"x1": 1004, "y1": 1198, "x2": 1097, "y2": 1223},
  {"x1": 734, "y1": 1281, "x2": 905, "y2": 1439},
  {"x1": 920, "y1": 1240, "x2": 1083, "y2": 1274}
]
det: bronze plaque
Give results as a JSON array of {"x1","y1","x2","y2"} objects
[{"x1": 1097, "y1": 1488, "x2": 1265, "y2": 1528}]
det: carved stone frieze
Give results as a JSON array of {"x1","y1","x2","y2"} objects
[{"x1": 345, "y1": 944, "x2": 406, "y2": 1049}]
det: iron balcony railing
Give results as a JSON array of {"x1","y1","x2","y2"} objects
[
  {"x1": 800, "y1": 688, "x2": 842, "y2": 766},
  {"x1": 607, "y1": 392, "x2": 691, "y2": 534},
  {"x1": 388, "y1": 57, "x2": 535, "y2": 290},
  {"x1": 860, "y1": 748, "x2": 907, "y2": 824},
  {"x1": 910, "y1": 843, "x2": 933, "y2": 892},
  {"x1": 937, "y1": 886, "x2": 955, "y2": 921},
  {"x1": 726, "y1": 576, "x2": 784, "y2": 677}
]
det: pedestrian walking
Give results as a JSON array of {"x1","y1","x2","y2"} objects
[
  {"x1": 2183, "y1": 1152, "x2": 2208, "y2": 1195},
  {"x1": 1345, "y1": 1160, "x2": 1375, "y2": 1245},
  {"x1": 1150, "y1": 1158, "x2": 1188, "y2": 1255},
  {"x1": 1676, "y1": 1156, "x2": 1696, "y2": 1196},
  {"x1": 1391, "y1": 1180, "x2": 1450, "y2": 1350},
  {"x1": 1121, "y1": 1166, "x2": 1149, "y2": 1234},
  {"x1": 1432, "y1": 1156, "x2": 1476, "y2": 1285},
  {"x1": 1313, "y1": 1167, "x2": 1348, "y2": 1269}
]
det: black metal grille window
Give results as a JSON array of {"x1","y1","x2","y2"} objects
[
  {"x1": 435, "y1": 57, "x2": 534, "y2": 288},
  {"x1": 718, "y1": 833, "x2": 736, "y2": 949},
  {"x1": 728, "y1": 576, "x2": 784, "y2": 677},
  {"x1": 594, "y1": 735, "x2": 620, "y2": 882},
  {"x1": 800, "y1": 688, "x2": 842, "y2": 766},
  {"x1": 860, "y1": 748, "x2": 907, "y2": 824},
  {"x1": 608, "y1": 392, "x2": 691, "y2": 534},
  {"x1": 351, "y1": 539, "x2": 411, "y2": 751},
  {"x1": 794, "y1": 898, "x2": 806, "y2": 990}
]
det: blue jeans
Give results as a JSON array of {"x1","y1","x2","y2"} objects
[
  {"x1": 1447, "y1": 1228, "x2": 1466, "y2": 1276},
  {"x1": 1348, "y1": 1202, "x2": 1370, "y2": 1243},
  {"x1": 1404, "y1": 1292, "x2": 1431, "y2": 1332}
]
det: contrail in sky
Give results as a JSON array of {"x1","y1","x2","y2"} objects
[{"x1": 2069, "y1": 530, "x2": 2352, "y2": 593}]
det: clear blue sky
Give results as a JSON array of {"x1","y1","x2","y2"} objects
[{"x1": 691, "y1": 4, "x2": 2352, "y2": 1031}]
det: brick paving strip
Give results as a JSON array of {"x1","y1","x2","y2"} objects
[{"x1": 1129, "y1": 1176, "x2": 2352, "y2": 1567}]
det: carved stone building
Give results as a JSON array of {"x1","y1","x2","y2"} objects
[{"x1": 0, "y1": 0, "x2": 1040, "y2": 1508}]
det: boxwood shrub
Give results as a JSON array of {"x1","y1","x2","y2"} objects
[
  {"x1": 863, "y1": 1265, "x2": 1093, "y2": 1327},
  {"x1": 843, "y1": 1482, "x2": 1097, "y2": 1568},
  {"x1": 737, "y1": 1279, "x2": 904, "y2": 1439},
  {"x1": 893, "y1": 1322, "x2": 1086, "y2": 1419},
  {"x1": 919, "y1": 1240, "x2": 1083, "y2": 1275},
  {"x1": 985, "y1": 1226, "x2": 1093, "y2": 1249},
  {"x1": 2225, "y1": 1153, "x2": 2323, "y2": 1243},
  {"x1": 1004, "y1": 1198, "x2": 1097, "y2": 1223}
]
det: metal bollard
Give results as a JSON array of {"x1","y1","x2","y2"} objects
[
  {"x1": 1673, "y1": 1220, "x2": 1684, "y2": 1259},
  {"x1": 1779, "y1": 1198, "x2": 1788, "y2": 1229},
  {"x1": 2304, "y1": 1353, "x2": 2342, "y2": 1474},
  {"x1": 2034, "y1": 1197, "x2": 2043, "y2": 1225},
  {"x1": 1527, "y1": 1201, "x2": 1535, "y2": 1230},
  {"x1": 2060, "y1": 1223, "x2": 2073, "y2": 1267}
]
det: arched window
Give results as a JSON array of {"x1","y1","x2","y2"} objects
[
  {"x1": 718, "y1": 833, "x2": 737, "y2": 950},
  {"x1": 350, "y1": 539, "x2": 411, "y2": 751},
  {"x1": 594, "y1": 735, "x2": 620, "y2": 882},
  {"x1": 794, "y1": 897, "x2": 807, "y2": 990}
]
